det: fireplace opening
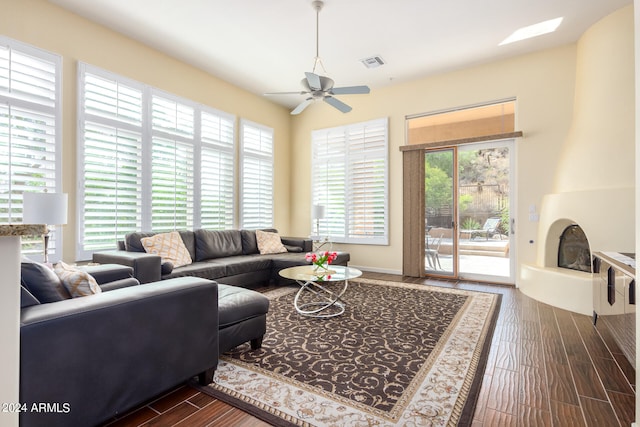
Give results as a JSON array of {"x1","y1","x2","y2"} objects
[{"x1": 558, "y1": 224, "x2": 592, "y2": 272}]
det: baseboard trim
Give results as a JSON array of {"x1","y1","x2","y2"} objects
[{"x1": 350, "y1": 265, "x2": 402, "y2": 276}]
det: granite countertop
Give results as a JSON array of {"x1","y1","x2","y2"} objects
[
  {"x1": 595, "y1": 251, "x2": 635, "y2": 279},
  {"x1": 0, "y1": 224, "x2": 47, "y2": 237}
]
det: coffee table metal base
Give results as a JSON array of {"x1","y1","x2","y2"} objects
[{"x1": 293, "y1": 279, "x2": 348, "y2": 318}]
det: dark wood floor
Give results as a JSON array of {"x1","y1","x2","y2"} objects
[{"x1": 103, "y1": 272, "x2": 636, "y2": 426}]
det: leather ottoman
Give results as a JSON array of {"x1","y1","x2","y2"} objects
[{"x1": 217, "y1": 284, "x2": 269, "y2": 354}]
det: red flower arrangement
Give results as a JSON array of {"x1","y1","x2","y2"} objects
[{"x1": 305, "y1": 251, "x2": 338, "y2": 279}]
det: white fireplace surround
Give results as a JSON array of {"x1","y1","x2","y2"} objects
[{"x1": 520, "y1": 187, "x2": 634, "y2": 315}]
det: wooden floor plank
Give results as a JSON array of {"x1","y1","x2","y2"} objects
[
  {"x1": 518, "y1": 405, "x2": 552, "y2": 427},
  {"x1": 580, "y1": 396, "x2": 620, "y2": 427},
  {"x1": 519, "y1": 365, "x2": 549, "y2": 409},
  {"x1": 608, "y1": 390, "x2": 636, "y2": 427},
  {"x1": 485, "y1": 367, "x2": 519, "y2": 415},
  {"x1": 140, "y1": 402, "x2": 199, "y2": 427},
  {"x1": 591, "y1": 355, "x2": 635, "y2": 395},
  {"x1": 550, "y1": 400, "x2": 586, "y2": 426}
]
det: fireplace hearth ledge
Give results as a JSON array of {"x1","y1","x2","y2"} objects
[{"x1": 520, "y1": 263, "x2": 593, "y2": 315}]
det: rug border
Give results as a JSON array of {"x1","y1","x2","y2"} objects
[
  {"x1": 191, "y1": 379, "x2": 303, "y2": 427},
  {"x1": 196, "y1": 279, "x2": 503, "y2": 427},
  {"x1": 456, "y1": 291, "x2": 502, "y2": 426}
]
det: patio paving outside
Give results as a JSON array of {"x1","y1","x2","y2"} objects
[{"x1": 426, "y1": 237, "x2": 511, "y2": 278}]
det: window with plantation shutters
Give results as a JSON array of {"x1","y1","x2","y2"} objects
[
  {"x1": 201, "y1": 110, "x2": 235, "y2": 230},
  {"x1": 240, "y1": 120, "x2": 273, "y2": 229},
  {"x1": 311, "y1": 118, "x2": 388, "y2": 245},
  {"x1": 0, "y1": 37, "x2": 62, "y2": 260},
  {"x1": 77, "y1": 64, "x2": 143, "y2": 259},
  {"x1": 77, "y1": 64, "x2": 237, "y2": 260},
  {"x1": 150, "y1": 94, "x2": 195, "y2": 231}
]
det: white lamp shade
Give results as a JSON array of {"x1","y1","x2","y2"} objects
[
  {"x1": 22, "y1": 193, "x2": 68, "y2": 225},
  {"x1": 312, "y1": 204, "x2": 326, "y2": 220}
]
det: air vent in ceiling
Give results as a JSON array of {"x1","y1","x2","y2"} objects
[{"x1": 360, "y1": 55, "x2": 385, "y2": 69}]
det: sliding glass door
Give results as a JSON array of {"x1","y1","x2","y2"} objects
[
  {"x1": 425, "y1": 140, "x2": 515, "y2": 284},
  {"x1": 425, "y1": 149, "x2": 456, "y2": 275}
]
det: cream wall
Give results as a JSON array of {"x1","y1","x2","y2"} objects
[
  {"x1": 290, "y1": 43, "x2": 578, "y2": 276},
  {"x1": 1, "y1": 0, "x2": 292, "y2": 262},
  {"x1": 555, "y1": 6, "x2": 635, "y2": 194}
]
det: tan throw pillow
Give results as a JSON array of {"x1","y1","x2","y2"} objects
[
  {"x1": 256, "y1": 229, "x2": 287, "y2": 254},
  {"x1": 140, "y1": 231, "x2": 192, "y2": 268},
  {"x1": 54, "y1": 261, "x2": 102, "y2": 298}
]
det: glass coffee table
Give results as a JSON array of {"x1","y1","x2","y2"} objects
[{"x1": 278, "y1": 265, "x2": 362, "y2": 318}]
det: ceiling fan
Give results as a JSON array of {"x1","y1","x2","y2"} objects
[{"x1": 264, "y1": 0, "x2": 370, "y2": 115}]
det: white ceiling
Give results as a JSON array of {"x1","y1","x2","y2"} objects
[{"x1": 49, "y1": 0, "x2": 631, "y2": 109}]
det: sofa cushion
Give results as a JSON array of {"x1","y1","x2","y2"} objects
[
  {"x1": 141, "y1": 231, "x2": 193, "y2": 268},
  {"x1": 195, "y1": 229, "x2": 243, "y2": 261},
  {"x1": 21, "y1": 258, "x2": 71, "y2": 303},
  {"x1": 219, "y1": 255, "x2": 273, "y2": 277},
  {"x1": 269, "y1": 252, "x2": 314, "y2": 271},
  {"x1": 125, "y1": 231, "x2": 196, "y2": 260},
  {"x1": 240, "y1": 228, "x2": 278, "y2": 255},
  {"x1": 124, "y1": 232, "x2": 156, "y2": 252},
  {"x1": 256, "y1": 230, "x2": 287, "y2": 255},
  {"x1": 161, "y1": 260, "x2": 227, "y2": 281},
  {"x1": 54, "y1": 261, "x2": 103, "y2": 298}
]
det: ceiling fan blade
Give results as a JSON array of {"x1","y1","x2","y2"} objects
[
  {"x1": 324, "y1": 96, "x2": 352, "y2": 113},
  {"x1": 291, "y1": 98, "x2": 313, "y2": 115},
  {"x1": 305, "y1": 72, "x2": 322, "y2": 91},
  {"x1": 264, "y1": 91, "x2": 308, "y2": 96},
  {"x1": 330, "y1": 85, "x2": 370, "y2": 95}
]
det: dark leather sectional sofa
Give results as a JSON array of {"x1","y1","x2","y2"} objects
[
  {"x1": 18, "y1": 229, "x2": 349, "y2": 426},
  {"x1": 92, "y1": 228, "x2": 350, "y2": 286}
]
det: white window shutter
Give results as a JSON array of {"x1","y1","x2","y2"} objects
[
  {"x1": 240, "y1": 120, "x2": 274, "y2": 229},
  {"x1": 200, "y1": 110, "x2": 235, "y2": 230},
  {"x1": 0, "y1": 38, "x2": 61, "y2": 260},
  {"x1": 77, "y1": 64, "x2": 144, "y2": 260},
  {"x1": 311, "y1": 118, "x2": 388, "y2": 245}
]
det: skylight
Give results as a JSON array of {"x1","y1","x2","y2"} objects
[{"x1": 499, "y1": 17, "x2": 563, "y2": 46}]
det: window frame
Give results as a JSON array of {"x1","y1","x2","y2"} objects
[
  {"x1": 0, "y1": 36, "x2": 63, "y2": 261},
  {"x1": 311, "y1": 117, "x2": 389, "y2": 245}
]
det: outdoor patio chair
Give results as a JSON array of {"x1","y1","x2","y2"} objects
[
  {"x1": 470, "y1": 217, "x2": 502, "y2": 240},
  {"x1": 426, "y1": 234, "x2": 443, "y2": 270}
]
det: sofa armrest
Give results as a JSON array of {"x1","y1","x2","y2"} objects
[
  {"x1": 78, "y1": 263, "x2": 133, "y2": 285},
  {"x1": 99, "y1": 277, "x2": 140, "y2": 292},
  {"x1": 92, "y1": 250, "x2": 161, "y2": 284},
  {"x1": 20, "y1": 277, "x2": 219, "y2": 427},
  {"x1": 281, "y1": 236, "x2": 312, "y2": 252}
]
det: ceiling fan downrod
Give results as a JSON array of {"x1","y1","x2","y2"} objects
[{"x1": 311, "y1": 0, "x2": 326, "y2": 76}]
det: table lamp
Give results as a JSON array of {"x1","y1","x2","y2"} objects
[
  {"x1": 22, "y1": 192, "x2": 68, "y2": 263},
  {"x1": 312, "y1": 204, "x2": 325, "y2": 238}
]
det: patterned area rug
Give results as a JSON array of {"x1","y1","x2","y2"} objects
[{"x1": 199, "y1": 278, "x2": 501, "y2": 426}]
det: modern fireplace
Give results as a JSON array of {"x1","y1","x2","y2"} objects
[{"x1": 557, "y1": 225, "x2": 592, "y2": 272}]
